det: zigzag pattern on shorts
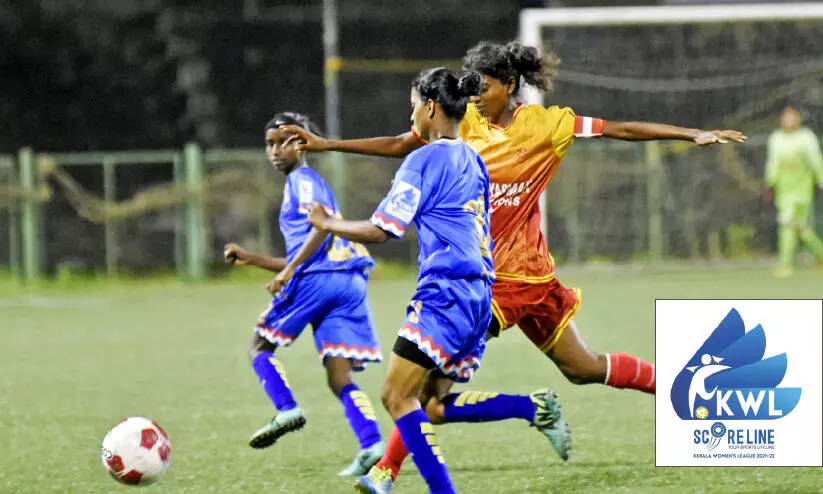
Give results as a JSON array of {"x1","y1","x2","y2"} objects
[{"x1": 255, "y1": 324, "x2": 296, "y2": 347}]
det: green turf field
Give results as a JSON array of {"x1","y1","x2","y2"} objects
[{"x1": 1, "y1": 265, "x2": 821, "y2": 493}]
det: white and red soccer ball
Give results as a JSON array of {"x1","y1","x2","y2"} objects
[{"x1": 101, "y1": 417, "x2": 172, "y2": 485}]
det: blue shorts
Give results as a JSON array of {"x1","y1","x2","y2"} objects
[
  {"x1": 397, "y1": 277, "x2": 492, "y2": 382},
  {"x1": 255, "y1": 270, "x2": 382, "y2": 371}
]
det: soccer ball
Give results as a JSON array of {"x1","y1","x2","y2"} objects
[
  {"x1": 101, "y1": 417, "x2": 172, "y2": 485},
  {"x1": 695, "y1": 406, "x2": 709, "y2": 419}
]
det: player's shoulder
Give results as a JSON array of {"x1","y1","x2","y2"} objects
[
  {"x1": 464, "y1": 103, "x2": 483, "y2": 123},
  {"x1": 405, "y1": 141, "x2": 445, "y2": 169},
  {"x1": 520, "y1": 103, "x2": 575, "y2": 119},
  {"x1": 799, "y1": 127, "x2": 820, "y2": 140},
  {"x1": 516, "y1": 104, "x2": 575, "y2": 131},
  {"x1": 289, "y1": 166, "x2": 330, "y2": 200},
  {"x1": 289, "y1": 165, "x2": 326, "y2": 186},
  {"x1": 767, "y1": 129, "x2": 783, "y2": 142}
]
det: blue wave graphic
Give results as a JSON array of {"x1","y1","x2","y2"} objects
[{"x1": 670, "y1": 308, "x2": 801, "y2": 421}]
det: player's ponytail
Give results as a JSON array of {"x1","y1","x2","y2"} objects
[
  {"x1": 412, "y1": 67, "x2": 480, "y2": 121},
  {"x1": 265, "y1": 112, "x2": 324, "y2": 137},
  {"x1": 463, "y1": 40, "x2": 560, "y2": 93}
]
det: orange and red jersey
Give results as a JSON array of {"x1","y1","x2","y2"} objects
[{"x1": 415, "y1": 103, "x2": 605, "y2": 283}]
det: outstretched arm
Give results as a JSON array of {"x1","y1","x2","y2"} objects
[
  {"x1": 223, "y1": 243, "x2": 287, "y2": 272},
  {"x1": 280, "y1": 125, "x2": 422, "y2": 158},
  {"x1": 601, "y1": 121, "x2": 747, "y2": 146},
  {"x1": 306, "y1": 204, "x2": 390, "y2": 244}
]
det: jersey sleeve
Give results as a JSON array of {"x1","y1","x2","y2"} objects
[
  {"x1": 803, "y1": 129, "x2": 823, "y2": 186},
  {"x1": 549, "y1": 106, "x2": 607, "y2": 159},
  {"x1": 371, "y1": 152, "x2": 429, "y2": 238}
]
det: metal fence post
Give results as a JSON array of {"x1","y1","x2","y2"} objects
[
  {"x1": 184, "y1": 143, "x2": 206, "y2": 280},
  {"x1": 18, "y1": 148, "x2": 42, "y2": 280},
  {"x1": 3, "y1": 156, "x2": 21, "y2": 281},
  {"x1": 102, "y1": 157, "x2": 118, "y2": 277},
  {"x1": 173, "y1": 154, "x2": 186, "y2": 278}
]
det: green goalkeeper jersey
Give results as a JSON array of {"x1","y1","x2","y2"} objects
[{"x1": 765, "y1": 127, "x2": 823, "y2": 205}]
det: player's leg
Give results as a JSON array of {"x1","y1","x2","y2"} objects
[
  {"x1": 546, "y1": 319, "x2": 656, "y2": 394},
  {"x1": 358, "y1": 289, "x2": 481, "y2": 494},
  {"x1": 248, "y1": 332, "x2": 298, "y2": 413},
  {"x1": 326, "y1": 356, "x2": 386, "y2": 476},
  {"x1": 315, "y1": 271, "x2": 385, "y2": 476},
  {"x1": 793, "y1": 202, "x2": 823, "y2": 263},
  {"x1": 370, "y1": 367, "x2": 558, "y2": 485},
  {"x1": 425, "y1": 312, "x2": 571, "y2": 460},
  {"x1": 517, "y1": 279, "x2": 655, "y2": 394},
  {"x1": 364, "y1": 371, "x2": 454, "y2": 486},
  {"x1": 357, "y1": 341, "x2": 455, "y2": 494},
  {"x1": 775, "y1": 202, "x2": 799, "y2": 276},
  {"x1": 247, "y1": 281, "x2": 317, "y2": 448},
  {"x1": 247, "y1": 329, "x2": 308, "y2": 448}
]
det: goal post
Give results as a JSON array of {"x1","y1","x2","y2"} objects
[{"x1": 519, "y1": 3, "x2": 823, "y2": 250}]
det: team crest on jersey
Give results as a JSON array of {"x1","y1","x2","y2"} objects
[
  {"x1": 515, "y1": 148, "x2": 529, "y2": 165},
  {"x1": 385, "y1": 181, "x2": 421, "y2": 223},
  {"x1": 298, "y1": 180, "x2": 313, "y2": 204}
]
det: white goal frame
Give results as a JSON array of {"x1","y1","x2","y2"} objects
[{"x1": 519, "y1": 3, "x2": 823, "y2": 241}]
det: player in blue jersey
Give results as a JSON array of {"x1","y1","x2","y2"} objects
[
  {"x1": 305, "y1": 69, "x2": 567, "y2": 494},
  {"x1": 223, "y1": 112, "x2": 386, "y2": 477}
]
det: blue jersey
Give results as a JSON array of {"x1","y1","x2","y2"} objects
[
  {"x1": 371, "y1": 139, "x2": 494, "y2": 283},
  {"x1": 280, "y1": 166, "x2": 374, "y2": 276}
]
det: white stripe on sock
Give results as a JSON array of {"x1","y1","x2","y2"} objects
[
  {"x1": 583, "y1": 117, "x2": 593, "y2": 136},
  {"x1": 604, "y1": 353, "x2": 611, "y2": 384}
]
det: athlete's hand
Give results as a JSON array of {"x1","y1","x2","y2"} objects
[
  {"x1": 694, "y1": 130, "x2": 747, "y2": 146},
  {"x1": 306, "y1": 202, "x2": 331, "y2": 230},
  {"x1": 266, "y1": 266, "x2": 294, "y2": 298},
  {"x1": 281, "y1": 125, "x2": 329, "y2": 153},
  {"x1": 224, "y1": 243, "x2": 248, "y2": 266}
]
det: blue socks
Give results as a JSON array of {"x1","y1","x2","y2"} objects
[
  {"x1": 340, "y1": 383, "x2": 382, "y2": 449},
  {"x1": 396, "y1": 409, "x2": 455, "y2": 494},
  {"x1": 252, "y1": 352, "x2": 296, "y2": 411},
  {"x1": 442, "y1": 391, "x2": 535, "y2": 423}
]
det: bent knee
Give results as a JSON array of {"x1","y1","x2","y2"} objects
[
  {"x1": 380, "y1": 383, "x2": 414, "y2": 418},
  {"x1": 424, "y1": 397, "x2": 446, "y2": 424},
  {"x1": 248, "y1": 333, "x2": 275, "y2": 362},
  {"x1": 326, "y1": 369, "x2": 353, "y2": 397},
  {"x1": 379, "y1": 385, "x2": 397, "y2": 414},
  {"x1": 555, "y1": 353, "x2": 607, "y2": 385}
]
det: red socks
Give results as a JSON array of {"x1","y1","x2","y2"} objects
[
  {"x1": 606, "y1": 352, "x2": 656, "y2": 394},
  {"x1": 375, "y1": 426, "x2": 409, "y2": 481}
]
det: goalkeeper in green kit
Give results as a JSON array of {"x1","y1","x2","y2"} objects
[{"x1": 764, "y1": 105, "x2": 823, "y2": 277}]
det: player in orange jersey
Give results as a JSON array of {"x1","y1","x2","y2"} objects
[{"x1": 284, "y1": 41, "x2": 746, "y2": 486}]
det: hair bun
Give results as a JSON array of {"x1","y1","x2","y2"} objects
[
  {"x1": 505, "y1": 41, "x2": 541, "y2": 74},
  {"x1": 457, "y1": 71, "x2": 482, "y2": 97}
]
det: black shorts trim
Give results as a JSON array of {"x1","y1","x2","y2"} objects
[
  {"x1": 392, "y1": 337, "x2": 437, "y2": 371},
  {"x1": 487, "y1": 311, "x2": 502, "y2": 338}
]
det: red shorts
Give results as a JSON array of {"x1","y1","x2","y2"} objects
[{"x1": 490, "y1": 277, "x2": 581, "y2": 354}]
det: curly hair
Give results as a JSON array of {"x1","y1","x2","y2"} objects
[{"x1": 462, "y1": 40, "x2": 561, "y2": 93}]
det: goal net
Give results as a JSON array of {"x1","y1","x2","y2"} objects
[{"x1": 520, "y1": 3, "x2": 823, "y2": 263}]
